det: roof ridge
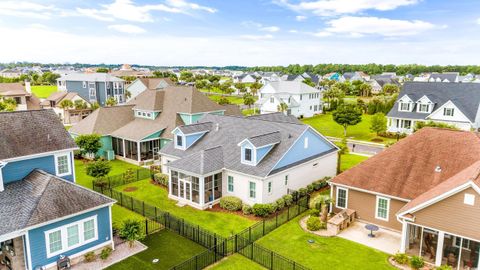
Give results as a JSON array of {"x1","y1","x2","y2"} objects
[
  {"x1": 249, "y1": 130, "x2": 281, "y2": 139},
  {"x1": 24, "y1": 170, "x2": 53, "y2": 226}
]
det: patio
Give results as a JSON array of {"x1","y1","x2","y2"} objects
[{"x1": 338, "y1": 221, "x2": 401, "y2": 255}]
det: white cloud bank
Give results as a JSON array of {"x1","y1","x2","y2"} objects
[
  {"x1": 0, "y1": 1, "x2": 57, "y2": 19},
  {"x1": 108, "y1": 24, "x2": 146, "y2": 34}
]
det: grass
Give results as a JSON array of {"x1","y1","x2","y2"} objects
[
  {"x1": 242, "y1": 108, "x2": 260, "y2": 116},
  {"x1": 31, "y1": 85, "x2": 57, "y2": 98},
  {"x1": 302, "y1": 113, "x2": 395, "y2": 144},
  {"x1": 207, "y1": 254, "x2": 266, "y2": 270},
  {"x1": 111, "y1": 204, "x2": 145, "y2": 226},
  {"x1": 340, "y1": 154, "x2": 369, "y2": 172},
  {"x1": 256, "y1": 214, "x2": 394, "y2": 270},
  {"x1": 74, "y1": 159, "x2": 144, "y2": 188},
  {"x1": 106, "y1": 230, "x2": 206, "y2": 270},
  {"x1": 207, "y1": 94, "x2": 246, "y2": 105},
  {"x1": 114, "y1": 179, "x2": 256, "y2": 237}
]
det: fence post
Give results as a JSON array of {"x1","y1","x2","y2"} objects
[
  {"x1": 92, "y1": 179, "x2": 95, "y2": 190},
  {"x1": 137, "y1": 169, "x2": 139, "y2": 180},
  {"x1": 110, "y1": 188, "x2": 113, "y2": 198},
  {"x1": 197, "y1": 225, "x2": 200, "y2": 242},
  {"x1": 164, "y1": 213, "x2": 168, "y2": 228},
  {"x1": 145, "y1": 219, "x2": 148, "y2": 235},
  {"x1": 195, "y1": 255, "x2": 198, "y2": 270},
  {"x1": 154, "y1": 207, "x2": 157, "y2": 222},
  {"x1": 120, "y1": 192, "x2": 123, "y2": 207},
  {"x1": 262, "y1": 220, "x2": 265, "y2": 236},
  {"x1": 293, "y1": 261, "x2": 296, "y2": 270},
  {"x1": 214, "y1": 236, "x2": 217, "y2": 261},
  {"x1": 234, "y1": 235, "x2": 238, "y2": 253},
  {"x1": 270, "y1": 251, "x2": 274, "y2": 270},
  {"x1": 275, "y1": 212, "x2": 278, "y2": 228},
  {"x1": 249, "y1": 227, "x2": 251, "y2": 243},
  {"x1": 131, "y1": 197, "x2": 134, "y2": 211},
  {"x1": 142, "y1": 201, "x2": 145, "y2": 216},
  {"x1": 287, "y1": 206, "x2": 290, "y2": 220},
  {"x1": 250, "y1": 243, "x2": 253, "y2": 259}
]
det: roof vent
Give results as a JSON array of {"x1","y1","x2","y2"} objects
[
  {"x1": 215, "y1": 123, "x2": 219, "y2": 131},
  {"x1": 435, "y1": 166, "x2": 442, "y2": 173},
  {"x1": 288, "y1": 134, "x2": 292, "y2": 139}
]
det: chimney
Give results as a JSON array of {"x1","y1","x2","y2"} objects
[{"x1": 25, "y1": 80, "x2": 31, "y2": 94}]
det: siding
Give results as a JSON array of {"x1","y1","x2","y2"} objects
[
  {"x1": 413, "y1": 187, "x2": 480, "y2": 240},
  {"x1": 332, "y1": 186, "x2": 406, "y2": 231},
  {"x1": 98, "y1": 136, "x2": 113, "y2": 158},
  {"x1": 66, "y1": 81, "x2": 90, "y2": 104},
  {"x1": 185, "y1": 133, "x2": 205, "y2": 148},
  {"x1": 28, "y1": 206, "x2": 112, "y2": 269},
  {"x1": 2, "y1": 152, "x2": 74, "y2": 184}
]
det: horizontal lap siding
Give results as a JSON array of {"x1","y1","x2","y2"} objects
[{"x1": 413, "y1": 187, "x2": 480, "y2": 240}]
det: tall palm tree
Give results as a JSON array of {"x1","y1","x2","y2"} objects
[
  {"x1": 277, "y1": 102, "x2": 288, "y2": 114},
  {"x1": 59, "y1": 99, "x2": 74, "y2": 124}
]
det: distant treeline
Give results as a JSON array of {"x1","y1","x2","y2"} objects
[{"x1": 247, "y1": 64, "x2": 480, "y2": 76}]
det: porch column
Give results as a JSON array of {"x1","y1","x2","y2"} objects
[
  {"x1": 168, "y1": 170, "x2": 172, "y2": 196},
  {"x1": 122, "y1": 139, "x2": 126, "y2": 158},
  {"x1": 137, "y1": 141, "x2": 141, "y2": 163},
  {"x1": 435, "y1": 231, "x2": 445, "y2": 266},
  {"x1": 399, "y1": 221, "x2": 408, "y2": 253},
  {"x1": 199, "y1": 176, "x2": 205, "y2": 206}
]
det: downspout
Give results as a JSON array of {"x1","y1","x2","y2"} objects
[{"x1": 0, "y1": 161, "x2": 7, "y2": 192}]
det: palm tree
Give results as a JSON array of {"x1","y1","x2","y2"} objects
[
  {"x1": 58, "y1": 99, "x2": 74, "y2": 124},
  {"x1": 106, "y1": 97, "x2": 117, "y2": 107},
  {"x1": 310, "y1": 195, "x2": 334, "y2": 223},
  {"x1": 277, "y1": 102, "x2": 288, "y2": 114}
]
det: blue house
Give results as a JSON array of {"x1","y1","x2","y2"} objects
[
  {"x1": 0, "y1": 110, "x2": 115, "y2": 270},
  {"x1": 56, "y1": 73, "x2": 125, "y2": 106}
]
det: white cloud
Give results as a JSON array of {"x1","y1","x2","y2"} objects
[
  {"x1": 242, "y1": 21, "x2": 280, "y2": 33},
  {"x1": 289, "y1": 29, "x2": 299, "y2": 33},
  {"x1": 312, "y1": 31, "x2": 332, "y2": 37},
  {"x1": 240, "y1": 34, "x2": 274, "y2": 40},
  {"x1": 477, "y1": 18, "x2": 480, "y2": 25},
  {"x1": 320, "y1": 16, "x2": 435, "y2": 37},
  {"x1": 275, "y1": 0, "x2": 418, "y2": 16},
  {"x1": 260, "y1": 26, "x2": 280, "y2": 32},
  {"x1": 295, "y1": 15, "x2": 307, "y2": 21},
  {"x1": 0, "y1": 1, "x2": 57, "y2": 19},
  {"x1": 108, "y1": 24, "x2": 146, "y2": 34},
  {"x1": 165, "y1": 0, "x2": 217, "y2": 13}
]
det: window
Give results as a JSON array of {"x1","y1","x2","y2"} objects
[
  {"x1": 244, "y1": 148, "x2": 252, "y2": 162},
  {"x1": 444, "y1": 108, "x2": 454, "y2": 116},
  {"x1": 227, "y1": 176, "x2": 234, "y2": 192},
  {"x1": 270, "y1": 97, "x2": 274, "y2": 103},
  {"x1": 284, "y1": 175, "x2": 288, "y2": 186},
  {"x1": 464, "y1": 194, "x2": 475, "y2": 206},
  {"x1": 249, "y1": 182, "x2": 256, "y2": 199},
  {"x1": 375, "y1": 196, "x2": 390, "y2": 221},
  {"x1": 67, "y1": 225, "x2": 79, "y2": 247},
  {"x1": 83, "y1": 219, "x2": 95, "y2": 241},
  {"x1": 89, "y1": 88, "x2": 96, "y2": 99},
  {"x1": 336, "y1": 188, "x2": 347, "y2": 209},
  {"x1": 418, "y1": 103, "x2": 429, "y2": 113},
  {"x1": 55, "y1": 153, "x2": 71, "y2": 176},
  {"x1": 176, "y1": 135, "x2": 183, "y2": 147},
  {"x1": 48, "y1": 230, "x2": 62, "y2": 254},
  {"x1": 454, "y1": 237, "x2": 471, "y2": 250},
  {"x1": 400, "y1": 102, "x2": 410, "y2": 111},
  {"x1": 268, "y1": 182, "x2": 272, "y2": 194},
  {"x1": 82, "y1": 81, "x2": 86, "y2": 88},
  {"x1": 300, "y1": 95, "x2": 302, "y2": 101},
  {"x1": 304, "y1": 137, "x2": 309, "y2": 149}
]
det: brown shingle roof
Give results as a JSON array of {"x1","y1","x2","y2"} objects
[
  {"x1": 0, "y1": 83, "x2": 27, "y2": 96},
  {"x1": 69, "y1": 105, "x2": 135, "y2": 135},
  {"x1": 331, "y1": 128, "x2": 480, "y2": 200},
  {"x1": 138, "y1": 78, "x2": 173, "y2": 90}
]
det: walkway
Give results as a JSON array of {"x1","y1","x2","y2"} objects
[
  {"x1": 337, "y1": 221, "x2": 401, "y2": 255},
  {"x1": 326, "y1": 136, "x2": 385, "y2": 156}
]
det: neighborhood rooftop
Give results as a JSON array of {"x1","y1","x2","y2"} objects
[{"x1": 57, "y1": 72, "x2": 124, "y2": 82}]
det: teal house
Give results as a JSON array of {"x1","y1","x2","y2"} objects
[{"x1": 70, "y1": 84, "x2": 241, "y2": 165}]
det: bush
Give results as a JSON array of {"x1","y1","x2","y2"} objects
[
  {"x1": 85, "y1": 159, "x2": 112, "y2": 178},
  {"x1": 100, "y1": 246, "x2": 112, "y2": 260},
  {"x1": 153, "y1": 173, "x2": 168, "y2": 186},
  {"x1": 252, "y1": 203, "x2": 274, "y2": 217},
  {"x1": 306, "y1": 216, "x2": 322, "y2": 231},
  {"x1": 436, "y1": 265, "x2": 453, "y2": 270},
  {"x1": 310, "y1": 208, "x2": 320, "y2": 217},
  {"x1": 393, "y1": 253, "x2": 409, "y2": 265},
  {"x1": 307, "y1": 184, "x2": 315, "y2": 194},
  {"x1": 378, "y1": 131, "x2": 407, "y2": 139},
  {"x1": 219, "y1": 196, "x2": 243, "y2": 211},
  {"x1": 270, "y1": 202, "x2": 278, "y2": 212},
  {"x1": 242, "y1": 204, "x2": 253, "y2": 215},
  {"x1": 298, "y1": 188, "x2": 307, "y2": 197},
  {"x1": 283, "y1": 194, "x2": 293, "y2": 206},
  {"x1": 290, "y1": 190, "x2": 299, "y2": 200},
  {"x1": 410, "y1": 256, "x2": 424, "y2": 269},
  {"x1": 84, "y1": 251, "x2": 96, "y2": 262},
  {"x1": 119, "y1": 219, "x2": 145, "y2": 248},
  {"x1": 275, "y1": 198, "x2": 285, "y2": 210}
]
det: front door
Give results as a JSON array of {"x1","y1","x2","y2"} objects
[{"x1": 178, "y1": 180, "x2": 192, "y2": 201}]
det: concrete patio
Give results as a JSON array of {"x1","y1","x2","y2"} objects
[{"x1": 337, "y1": 221, "x2": 401, "y2": 255}]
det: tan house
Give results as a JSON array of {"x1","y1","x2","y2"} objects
[
  {"x1": 40, "y1": 91, "x2": 92, "y2": 124},
  {"x1": 330, "y1": 128, "x2": 480, "y2": 269},
  {"x1": 0, "y1": 82, "x2": 40, "y2": 111}
]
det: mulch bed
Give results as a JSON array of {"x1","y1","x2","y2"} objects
[
  {"x1": 207, "y1": 204, "x2": 262, "y2": 221},
  {"x1": 123, "y1": 187, "x2": 138, "y2": 192}
]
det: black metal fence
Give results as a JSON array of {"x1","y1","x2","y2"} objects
[
  {"x1": 239, "y1": 241, "x2": 309, "y2": 270},
  {"x1": 92, "y1": 167, "x2": 151, "y2": 189}
]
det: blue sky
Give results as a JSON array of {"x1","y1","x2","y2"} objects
[{"x1": 0, "y1": 0, "x2": 479, "y2": 66}]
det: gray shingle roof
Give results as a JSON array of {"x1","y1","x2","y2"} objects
[
  {"x1": 429, "y1": 73, "x2": 458, "y2": 82},
  {"x1": 248, "y1": 131, "x2": 281, "y2": 148},
  {"x1": 0, "y1": 110, "x2": 78, "y2": 160},
  {"x1": 178, "y1": 122, "x2": 213, "y2": 135},
  {"x1": 0, "y1": 170, "x2": 114, "y2": 236},
  {"x1": 168, "y1": 146, "x2": 224, "y2": 175},
  {"x1": 387, "y1": 82, "x2": 480, "y2": 122},
  {"x1": 263, "y1": 81, "x2": 319, "y2": 94},
  {"x1": 247, "y1": 112, "x2": 301, "y2": 124},
  {"x1": 57, "y1": 72, "x2": 124, "y2": 82}
]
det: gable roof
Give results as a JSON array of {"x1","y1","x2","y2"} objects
[
  {"x1": 69, "y1": 105, "x2": 135, "y2": 135},
  {"x1": 331, "y1": 128, "x2": 480, "y2": 200},
  {"x1": 0, "y1": 110, "x2": 78, "y2": 160},
  {"x1": 0, "y1": 83, "x2": 28, "y2": 96},
  {"x1": 247, "y1": 112, "x2": 301, "y2": 124},
  {"x1": 58, "y1": 72, "x2": 124, "y2": 82},
  {"x1": 263, "y1": 81, "x2": 319, "y2": 95},
  {"x1": 429, "y1": 72, "x2": 459, "y2": 82},
  {"x1": 168, "y1": 146, "x2": 224, "y2": 175},
  {"x1": 177, "y1": 122, "x2": 213, "y2": 135},
  {"x1": 137, "y1": 78, "x2": 173, "y2": 90},
  {"x1": 0, "y1": 170, "x2": 114, "y2": 236},
  {"x1": 247, "y1": 131, "x2": 281, "y2": 148},
  {"x1": 387, "y1": 82, "x2": 480, "y2": 122}
]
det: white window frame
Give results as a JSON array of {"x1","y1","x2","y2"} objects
[
  {"x1": 244, "y1": 147, "x2": 253, "y2": 162},
  {"x1": 82, "y1": 81, "x2": 86, "y2": 88},
  {"x1": 284, "y1": 175, "x2": 288, "y2": 186},
  {"x1": 45, "y1": 215, "x2": 98, "y2": 258},
  {"x1": 176, "y1": 135, "x2": 183, "y2": 147},
  {"x1": 54, "y1": 153, "x2": 72, "y2": 177},
  {"x1": 464, "y1": 193, "x2": 475, "y2": 206},
  {"x1": 375, "y1": 196, "x2": 390, "y2": 221},
  {"x1": 335, "y1": 187, "x2": 348, "y2": 209},
  {"x1": 304, "y1": 137, "x2": 309, "y2": 149},
  {"x1": 453, "y1": 236, "x2": 471, "y2": 250},
  {"x1": 444, "y1": 107, "x2": 455, "y2": 116},
  {"x1": 249, "y1": 181, "x2": 256, "y2": 199},
  {"x1": 417, "y1": 103, "x2": 430, "y2": 113},
  {"x1": 399, "y1": 102, "x2": 410, "y2": 112},
  {"x1": 268, "y1": 181, "x2": 272, "y2": 194},
  {"x1": 227, "y1": 176, "x2": 234, "y2": 193}
]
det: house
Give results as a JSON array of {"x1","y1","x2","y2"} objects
[
  {"x1": 281, "y1": 74, "x2": 304, "y2": 82},
  {"x1": 233, "y1": 74, "x2": 257, "y2": 84},
  {"x1": 343, "y1": 71, "x2": 370, "y2": 82},
  {"x1": 256, "y1": 81, "x2": 322, "y2": 118},
  {"x1": 0, "y1": 110, "x2": 115, "y2": 270},
  {"x1": 323, "y1": 72, "x2": 345, "y2": 82},
  {"x1": 386, "y1": 82, "x2": 480, "y2": 133},
  {"x1": 0, "y1": 82, "x2": 40, "y2": 111},
  {"x1": 0, "y1": 69, "x2": 23, "y2": 78},
  {"x1": 369, "y1": 75, "x2": 401, "y2": 94},
  {"x1": 125, "y1": 78, "x2": 173, "y2": 101},
  {"x1": 159, "y1": 113, "x2": 338, "y2": 209},
  {"x1": 56, "y1": 73, "x2": 126, "y2": 106},
  {"x1": 330, "y1": 128, "x2": 480, "y2": 268},
  {"x1": 69, "y1": 85, "x2": 242, "y2": 164},
  {"x1": 110, "y1": 64, "x2": 152, "y2": 79},
  {"x1": 428, "y1": 72, "x2": 459, "y2": 83},
  {"x1": 40, "y1": 92, "x2": 92, "y2": 125}
]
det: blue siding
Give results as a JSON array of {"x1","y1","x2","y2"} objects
[
  {"x1": 273, "y1": 128, "x2": 334, "y2": 170},
  {"x1": 256, "y1": 145, "x2": 273, "y2": 164},
  {"x1": 185, "y1": 132, "x2": 205, "y2": 148},
  {"x1": 28, "y1": 206, "x2": 112, "y2": 269},
  {"x1": 142, "y1": 130, "x2": 164, "y2": 141},
  {"x1": 2, "y1": 152, "x2": 74, "y2": 184},
  {"x1": 97, "y1": 82, "x2": 107, "y2": 106},
  {"x1": 66, "y1": 81, "x2": 90, "y2": 103}
]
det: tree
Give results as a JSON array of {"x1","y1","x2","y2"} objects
[
  {"x1": 359, "y1": 83, "x2": 372, "y2": 97},
  {"x1": 302, "y1": 78, "x2": 316, "y2": 87},
  {"x1": 234, "y1": 82, "x2": 247, "y2": 93},
  {"x1": 85, "y1": 159, "x2": 112, "y2": 178},
  {"x1": 370, "y1": 113, "x2": 387, "y2": 135},
  {"x1": 195, "y1": 80, "x2": 207, "y2": 89},
  {"x1": 332, "y1": 104, "x2": 362, "y2": 136},
  {"x1": 310, "y1": 195, "x2": 333, "y2": 223},
  {"x1": 125, "y1": 90, "x2": 132, "y2": 100},
  {"x1": 219, "y1": 82, "x2": 234, "y2": 96},
  {"x1": 218, "y1": 97, "x2": 231, "y2": 105},
  {"x1": 249, "y1": 82, "x2": 262, "y2": 96},
  {"x1": 323, "y1": 85, "x2": 344, "y2": 111},
  {"x1": 96, "y1": 68, "x2": 109, "y2": 73},
  {"x1": 243, "y1": 93, "x2": 255, "y2": 108},
  {"x1": 119, "y1": 219, "x2": 145, "y2": 248},
  {"x1": 277, "y1": 102, "x2": 288, "y2": 113},
  {"x1": 75, "y1": 134, "x2": 102, "y2": 158},
  {"x1": 106, "y1": 97, "x2": 117, "y2": 107},
  {"x1": 74, "y1": 100, "x2": 88, "y2": 110},
  {"x1": 0, "y1": 96, "x2": 16, "y2": 111},
  {"x1": 59, "y1": 99, "x2": 74, "y2": 124},
  {"x1": 179, "y1": 71, "x2": 194, "y2": 82},
  {"x1": 382, "y1": 84, "x2": 400, "y2": 95}
]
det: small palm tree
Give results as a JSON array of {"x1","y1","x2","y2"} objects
[
  {"x1": 310, "y1": 195, "x2": 334, "y2": 223},
  {"x1": 277, "y1": 102, "x2": 288, "y2": 114},
  {"x1": 59, "y1": 99, "x2": 74, "y2": 123},
  {"x1": 106, "y1": 97, "x2": 117, "y2": 107}
]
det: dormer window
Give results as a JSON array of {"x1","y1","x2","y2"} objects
[
  {"x1": 418, "y1": 104, "x2": 429, "y2": 113},
  {"x1": 400, "y1": 102, "x2": 410, "y2": 111},
  {"x1": 444, "y1": 108, "x2": 454, "y2": 116},
  {"x1": 244, "y1": 148, "x2": 252, "y2": 162},
  {"x1": 176, "y1": 135, "x2": 183, "y2": 147}
]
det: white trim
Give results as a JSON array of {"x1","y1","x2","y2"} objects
[
  {"x1": 405, "y1": 221, "x2": 480, "y2": 244},
  {"x1": 71, "y1": 152, "x2": 76, "y2": 183},
  {"x1": 249, "y1": 181, "x2": 256, "y2": 199},
  {"x1": 331, "y1": 182, "x2": 411, "y2": 202},
  {"x1": 375, "y1": 196, "x2": 390, "y2": 222},
  {"x1": 227, "y1": 175, "x2": 234, "y2": 193},
  {"x1": 44, "y1": 215, "x2": 98, "y2": 258},
  {"x1": 54, "y1": 152, "x2": 72, "y2": 177},
  {"x1": 25, "y1": 233, "x2": 33, "y2": 270},
  {"x1": 335, "y1": 187, "x2": 348, "y2": 209},
  {"x1": 0, "y1": 161, "x2": 6, "y2": 192},
  {"x1": 108, "y1": 205, "x2": 114, "y2": 250},
  {"x1": 2, "y1": 148, "x2": 79, "y2": 162}
]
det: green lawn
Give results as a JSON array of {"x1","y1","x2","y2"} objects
[
  {"x1": 242, "y1": 108, "x2": 260, "y2": 116},
  {"x1": 74, "y1": 159, "x2": 144, "y2": 188},
  {"x1": 114, "y1": 179, "x2": 256, "y2": 237},
  {"x1": 207, "y1": 254, "x2": 265, "y2": 270},
  {"x1": 256, "y1": 214, "x2": 394, "y2": 270},
  {"x1": 340, "y1": 154, "x2": 369, "y2": 172},
  {"x1": 302, "y1": 113, "x2": 395, "y2": 144},
  {"x1": 111, "y1": 204, "x2": 145, "y2": 226},
  {"x1": 107, "y1": 230, "x2": 206, "y2": 270},
  {"x1": 31, "y1": 85, "x2": 57, "y2": 98},
  {"x1": 208, "y1": 94, "x2": 246, "y2": 105}
]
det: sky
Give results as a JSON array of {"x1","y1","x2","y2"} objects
[{"x1": 0, "y1": 0, "x2": 479, "y2": 66}]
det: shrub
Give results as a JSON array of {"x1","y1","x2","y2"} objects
[
  {"x1": 270, "y1": 202, "x2": 278, "y2": 213},
  {"x1": 283, "y1": 194, "x2": 293, "y2": 206},
  {"x1": 275, "y1": 198, "x2": 285, "y2": 210},
  {"x1": 298, "y1": 188, "x2": 307, "y2": 197},
  {"x1": 378, "y1": 131, "x2": 407, "y2": 139},
  {"x1": 436, "y1": 265, "x2": 453, "y2": 270},
  {"x1": 410, "y1": 256, "x2": 424, "y2": 269},
  {"x1": 252, "y1": 203, "x2": 274, "y2": 217},
  {"x1": 119, "y1": 219, "x2": 145, "y2": 248},
  {"x1": 84, "y1": 251, "x2": 96, "y2": 262},
  {"x1": 219, "y1": 196, "x2": 243, "y2": 211},
  {"x1": 100, "y1": 246, "x2": 113, "y2": 260},
  {"x1": 310, "y1": 208, "x2": 320, "y2": 217},
  {"x1": 153, "y1": 173, "x2": 169, "y2": 186},
  {"x1": 242, "y1": 204, "x2": 253, "y2": 215},
  {"x1": 86, "y1": 159, "x2": 112, "y2": 178},
  {"x1": 290, "y1": 190, "x2": 299, "y2": 200},
  {"x1": 393, "y1": 253, "x2": 409, "y2": 265},
  {"x1": 306, "y1": 216, "x2": 321, "y2": 231},
  {"x1": 123, "y1": 168, "x2": 136, "y2": 183},
  {"x1": 307, "y1": 184, "x2": 315, "y2": 194}
]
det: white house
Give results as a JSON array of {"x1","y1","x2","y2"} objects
[
  {"x1": 125, "y1": 77, "x2": 173, "y2": 101},
  {"x1": 256, "y1": 81, "x2": 322, "y2": 118},
  {"x1": 387, "y1": 82, "x2": 480, "y2": 134},
  {"x1": 159, "y1": 113, "x2": 338, "y2": 209}
]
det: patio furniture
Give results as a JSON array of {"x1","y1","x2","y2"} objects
[{"x1": 365, "y1": 224, "x2": 379, "y2": 238}]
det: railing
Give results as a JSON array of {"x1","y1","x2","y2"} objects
[
  {"x1": 239, "y1": 241, "x2": 309, "y2": 270},
  {"x1": 92, "y1": 167, "x2": 151, "y2": 189}
]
